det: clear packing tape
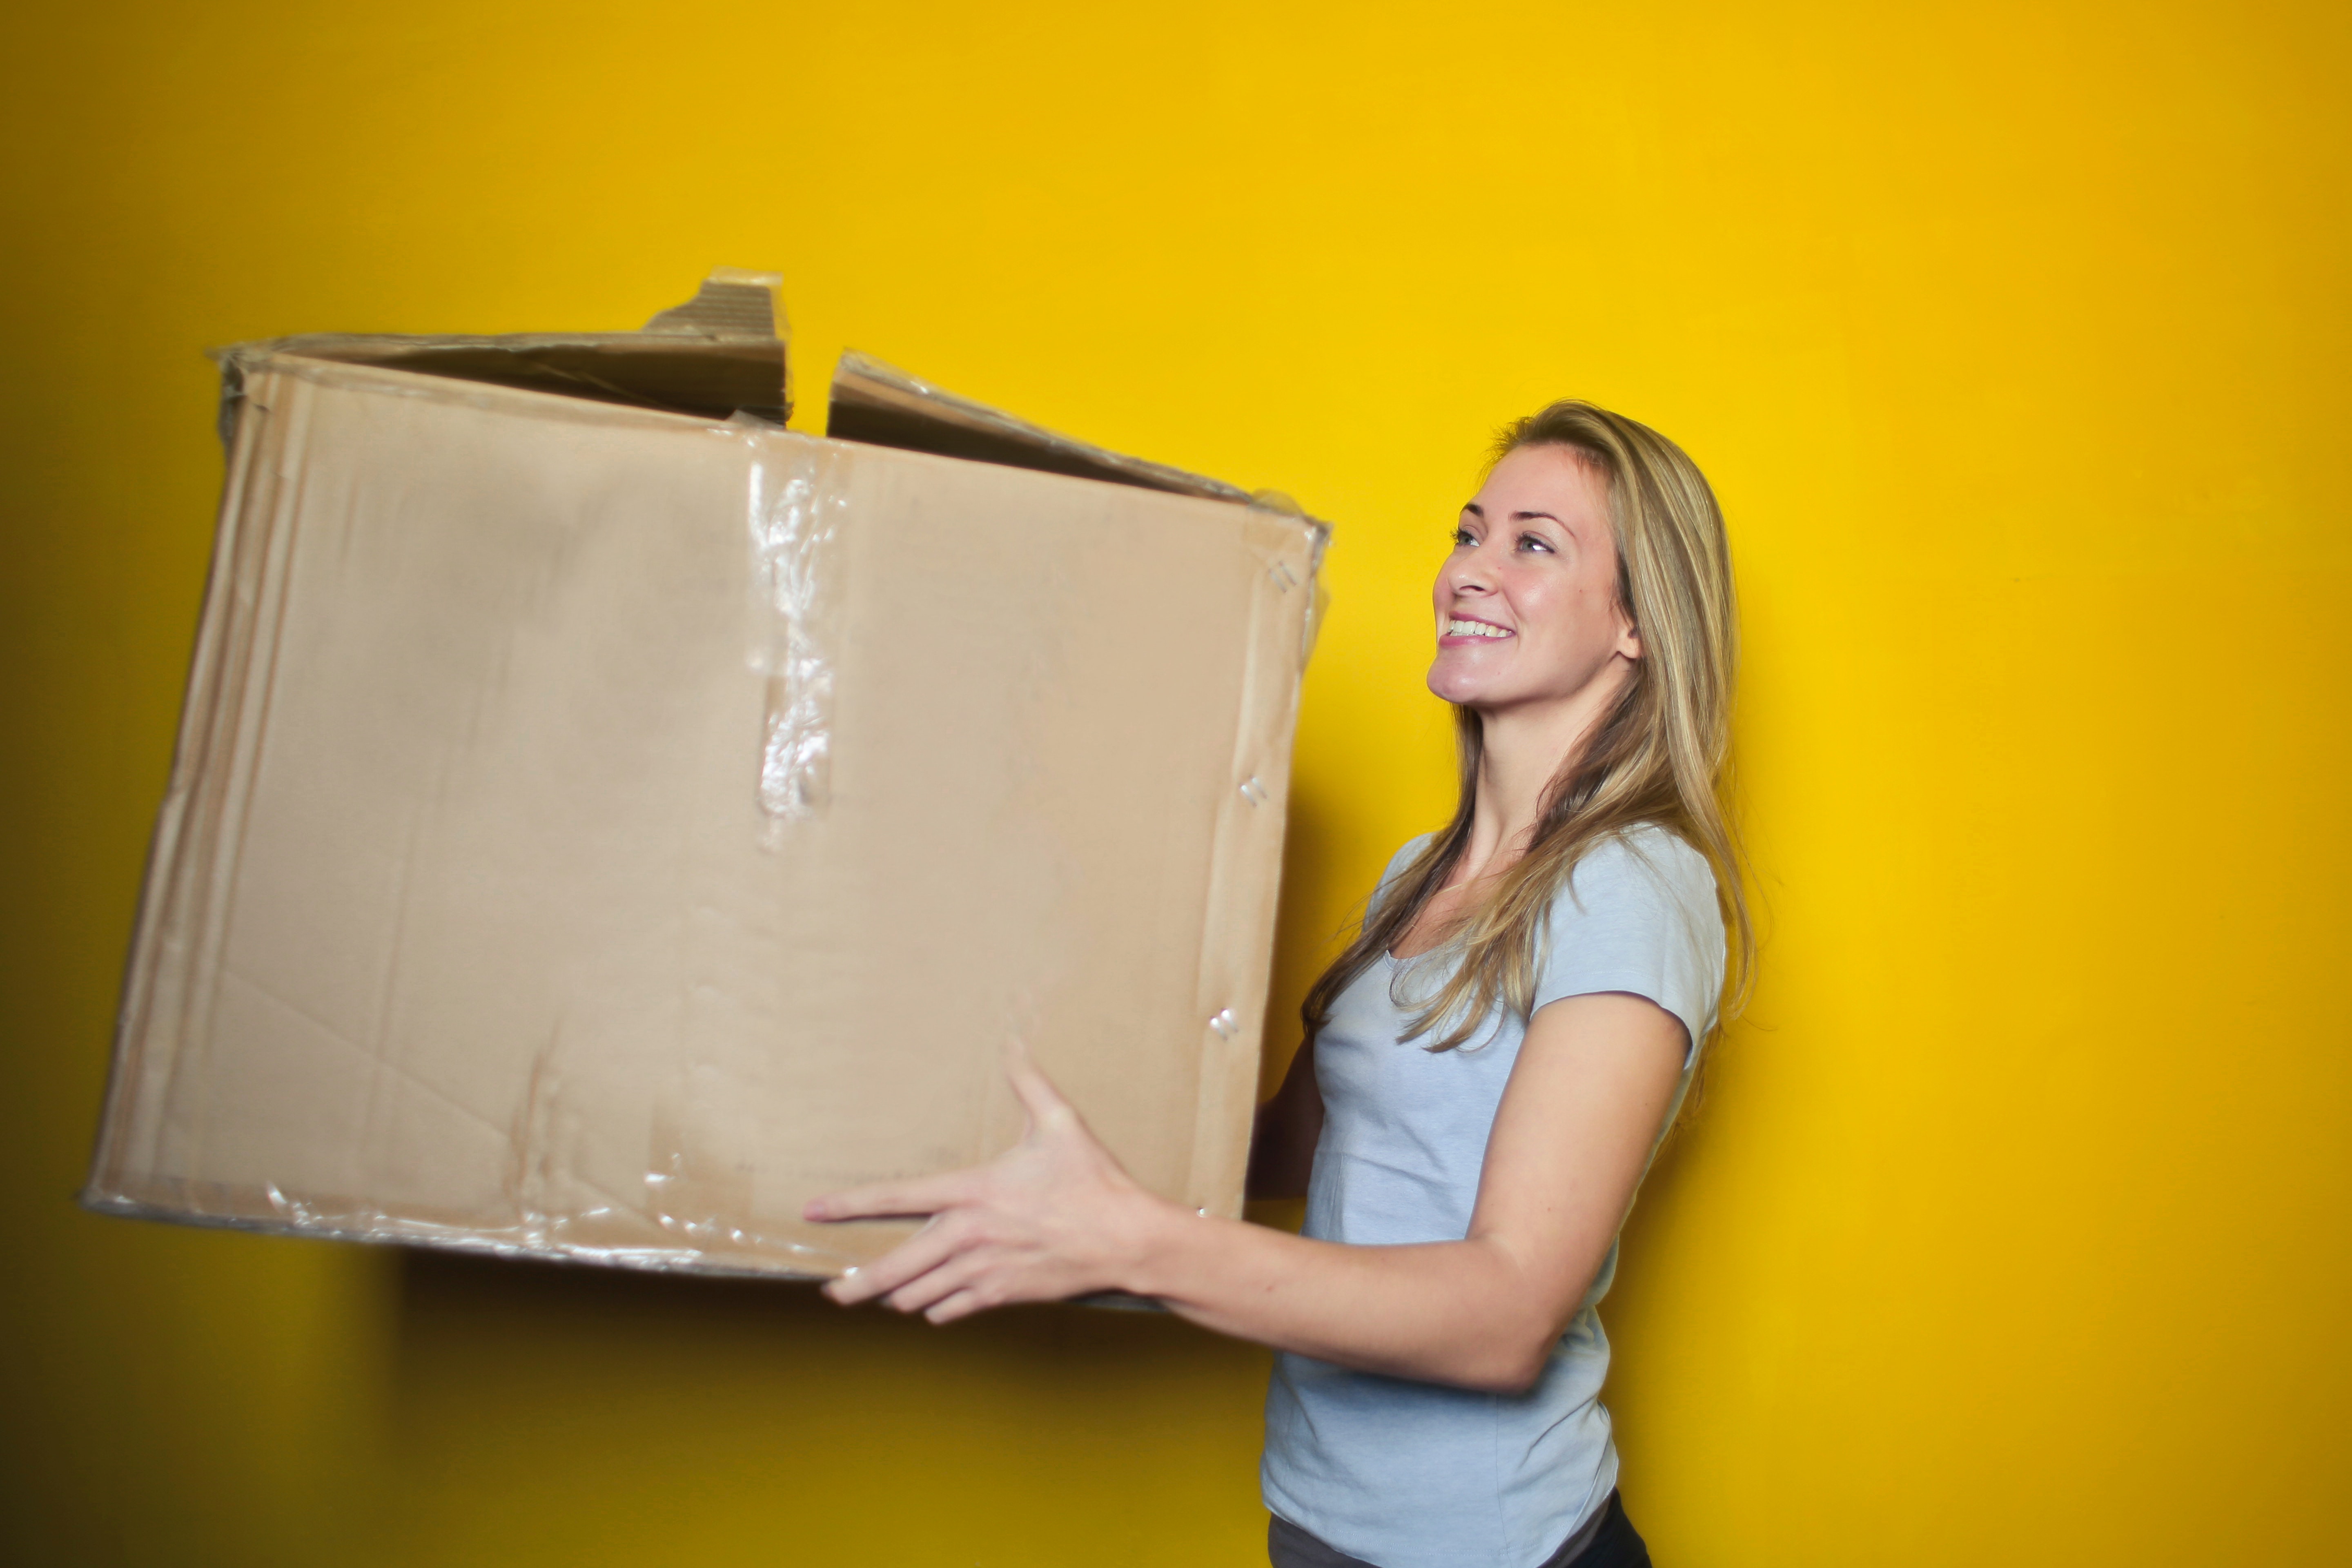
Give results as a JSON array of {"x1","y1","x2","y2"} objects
[
  {"x1": 82, "y1": 269, "x2": 1330, "y2": 1284},
  {"x1": 744, "y1": 430, "x2": 851, "y2": 837},
  {"x1": 747, "y1": 353, "x2": 1332, "y2": 840}
]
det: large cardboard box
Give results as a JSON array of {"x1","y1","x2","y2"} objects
[{"x1": 85, "y1": 272, "x2": 1325, "y2": 1278}]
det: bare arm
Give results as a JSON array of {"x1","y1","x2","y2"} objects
[
  {"x1": 1245, "y1": 1040, "x2": 1323, "y2": 1200},
  {"x1": 807, "y1": 991, "x2": 1686, "y2": 1393}
]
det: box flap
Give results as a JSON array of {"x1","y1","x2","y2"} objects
[
  {"x1": 209, "y1": 268, "x2": 790, "y2": 436},
  {"x1": 827, "y1": 350, "x2": 1257, "y2": 503}
]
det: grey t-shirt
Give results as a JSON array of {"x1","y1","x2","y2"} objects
[{"x1": 1261, "y1": 824, "x2": 1725, "y2": 1568}]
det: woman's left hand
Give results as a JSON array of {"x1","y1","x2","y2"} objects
[{"x1": 803, "y1": 1046, "x2": 1179, "y2": 1322}]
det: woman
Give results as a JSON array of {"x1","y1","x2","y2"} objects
[{"x1": 807, "y1": 400, "x2": 1750, "y2": 1568}]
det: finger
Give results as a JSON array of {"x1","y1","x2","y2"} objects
[
  {"x1": 805, "y1": 1169, "x2": 978, "y2": 1223},
  {"x1": 924, "y1": 1286, "x2": 995, "y2": 1325},
  {"x1": 822, "y1": 1216, "x2": 965, "y2": 1305},
  {"x1": 884, "y1": 1250, "x2": 989, "y2": 1316}
]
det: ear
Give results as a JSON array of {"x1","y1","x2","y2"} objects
[{"x1": 1616, "y1": 614, "x2": 1644, "y2": 662}]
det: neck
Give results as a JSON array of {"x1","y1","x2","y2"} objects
[{"x1": 1454, "y1": 664, "x2": 1633, "y2": 884}]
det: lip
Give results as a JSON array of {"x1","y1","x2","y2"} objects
[{"x1": 1438, "y1": 612, "x2": 1515, "y2": 648}]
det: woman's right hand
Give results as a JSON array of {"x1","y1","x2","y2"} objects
[{"x1": 803, "y1": 1045, "x2": 1188, "y2": 1323}]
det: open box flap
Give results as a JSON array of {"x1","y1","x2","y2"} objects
[
  {"x1": 826, "y1": 350, "x2": 1261, "y2": 505},
  {"x1": 207, "y1": 268, "x2": 789, "y2": 441}
]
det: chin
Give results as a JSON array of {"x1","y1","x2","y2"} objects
[{"x1": 1427, "y1": 665, "x2": 1486, "y2": 706}]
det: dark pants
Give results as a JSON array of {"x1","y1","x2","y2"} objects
[{"x1": 1267, "y1": 1490, "x2": 1650, "y2": 1568}]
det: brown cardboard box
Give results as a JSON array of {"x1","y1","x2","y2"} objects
[{"x1": 84, "y1": 272, "x2": 1325, "y2": 1278}]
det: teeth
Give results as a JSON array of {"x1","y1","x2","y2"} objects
[{"x1": 1448, "y1": 619, "x2": 1510, "y2": 639}]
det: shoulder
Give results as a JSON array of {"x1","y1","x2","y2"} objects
[
  {"x1": 1561, "y1": 824, "x2": 1719, "y2": 917},
  {"x1": 1547, "y1": 824, "x2": 1724, "y2": 964},
  {"x1": 1372, "y1": 832, "x2": 1438, "y2": 903},
  {"x1": 1534, "y1": 824, "x2": 1728, "y2": 1060}
]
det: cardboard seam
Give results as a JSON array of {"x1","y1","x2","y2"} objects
[
  {"x1": 1183, "y1": 522, "x2": 1294, "y2": 1212},
  {"x1": 86, "y1": 364, "x2": 274, "y2": 1200},
  {"x1": 162, "y1": 371, "x2": 318, "y2": 1187}
]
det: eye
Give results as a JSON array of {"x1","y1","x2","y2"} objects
[
  {"x1": 1516, "y1": 532, "x2": 1555, "y2": 554},
  {"x1": 1451, "y1": 526, "x2": 1478, "y2": 548}
]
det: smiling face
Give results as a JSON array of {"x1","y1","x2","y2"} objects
[{"x1": 1427, "y1": 443, "x2": 1641, "y2": 715}]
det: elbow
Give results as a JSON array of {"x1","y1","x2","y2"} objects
[
  {"x1": 1459, "y1": 1355, "x2": 1547, "y2": 1396},
  {"x1": 1452, "y1": 1276, "x2": 1590, "y2": 1392},
  {"x1": 1446, "y1": 1329, "x2": 1557, "y2": 1396},
  {"x1": 1376, "y1": 1245, "x2": 1581, "y2": 1392},
  {"x1": 1437, "y1": 1270, "x2": 1574, "y2": 1394}
]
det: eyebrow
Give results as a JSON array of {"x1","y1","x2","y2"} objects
[{"x1": 1461, "y1": 504, "x2": 1566, "y2": 524}]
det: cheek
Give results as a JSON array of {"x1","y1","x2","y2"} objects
[
  {"x1": 1517, "y1": 578, "x2": 1619, "y2": 667},
  {"x1": 1505, "y1": 572, "x2": 1576, "y2": 633}
]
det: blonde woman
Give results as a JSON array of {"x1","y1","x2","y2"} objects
[{"x1": 809, "y1": 402, "x2": 1748, "y2": 1568}]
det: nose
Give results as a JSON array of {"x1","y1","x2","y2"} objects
[{"x1": 1440, "y1": 540, "x2": 1497, "y2": 599}]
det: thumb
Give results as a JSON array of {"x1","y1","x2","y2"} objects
[{"x1": 1004, "y1": 1036, "x2": 1080, "y2": 1134}]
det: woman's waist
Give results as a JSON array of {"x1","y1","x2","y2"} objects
[{"x1": 1264, "y1": 1351, "x2": 1618, "y2": 1564}]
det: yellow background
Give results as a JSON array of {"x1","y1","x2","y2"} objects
[{"x1": 4, "y1": 2, "x2": 2347, "y2": 1564}]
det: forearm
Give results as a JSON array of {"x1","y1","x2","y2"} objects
[
  {"x1": 810, "y1": 1000, "x2": 1674, "y2": 1375},
  {"x1": 1118, "y1": 1198, "x2": 1561, "y2": 1392}
]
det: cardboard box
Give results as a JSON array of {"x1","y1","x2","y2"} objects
[{"x1": 85, "y1": 272, "x2": 1325, "y2": 1278}]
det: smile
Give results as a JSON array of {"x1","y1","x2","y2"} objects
[{"x1": 1445, "y1": 618, "x2": 1512, "y2": 640}]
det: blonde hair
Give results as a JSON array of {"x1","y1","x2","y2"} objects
[{"x1": 1301, "y1": 400, "x2": 1753, "y2": 1054}]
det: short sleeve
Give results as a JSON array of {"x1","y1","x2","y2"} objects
[
  {"x1": 1530, "y1": 826, "x2": 1727, "y2": 1067},
  {"x1": 1368, "y1": 833, "x2": 1436, "y2": 919}
]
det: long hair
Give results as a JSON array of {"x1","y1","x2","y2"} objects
[{"x1": 1300, "y1": 401, "x2": 1753, "y2": 1054}]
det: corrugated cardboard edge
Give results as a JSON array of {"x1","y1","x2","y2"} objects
[
  {"x1": 89, "y1": 361, "x2": 336, "y2": 1211},
  {"x1": 83, "y1": 358, "x2": 279, "y2": 1211},
  {"x1": 639, "y1": 267, "x2": 785, "y2": 340},
  {"x1": 1181, "y1": 506, "x2": 1324, "y2": 1218}
]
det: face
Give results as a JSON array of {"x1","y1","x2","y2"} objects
[{"x1": 1428, "y1": 443, "x2": 1640, "y2": 713}]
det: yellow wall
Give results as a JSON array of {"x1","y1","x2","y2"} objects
[{"x1": 4, "y1": 2, "x2": 2346, "y2": 1563}]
